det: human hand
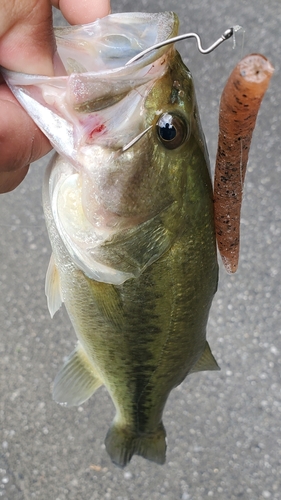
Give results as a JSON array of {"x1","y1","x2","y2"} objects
[{"x1": 0, "y1": 0, "x2": 111, "y2": 193}]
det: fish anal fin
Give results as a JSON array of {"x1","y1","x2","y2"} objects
[
  {"x1": 45, "y1": 253, "x2": 62, "y2": 318},
  {"x1": 53, "y1": 342, "x2": 102, "y2": 406},
  {"x1": 105, "y1": 422, "x2": 166, "y2": 468},
  {"x1": 189, "y1": 341, "x2": 220, "y2": 374}
]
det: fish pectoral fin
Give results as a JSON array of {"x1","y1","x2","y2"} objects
[
  {"x1": 105, "y1": 422, "x2": 166, "y2": 468},
  {"x1": 189, "y1": 341, "x2": 220, "y2": 374},
  {"x1": 45, "y1": 253, "x2": 62, "y2": 318},
  {"x1": 53, "y1": 342, "x2": 103, "y2": 406}
]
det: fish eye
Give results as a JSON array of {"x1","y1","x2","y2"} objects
[{"x1": 156, "y1": 113, "x2": 188, "y2": 149}]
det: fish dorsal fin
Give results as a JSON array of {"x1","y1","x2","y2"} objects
[
  {"x1": 53, "y1": 342, "x2": 103, "y2": 406},
  {"x1": 189, "y1": 341, "x2": 220, "y2": 374},
  {"x1": 45, "y1": 253, "x2": 62, "y2": 318}
]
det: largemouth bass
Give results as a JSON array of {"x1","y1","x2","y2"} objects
[{"x1": 3, "y1": 12, "x2": 219, "y2": 467}]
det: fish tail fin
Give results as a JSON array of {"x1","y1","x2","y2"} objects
[{"x1": 105, "y1": 421, "x2": 166, "y2": 468}]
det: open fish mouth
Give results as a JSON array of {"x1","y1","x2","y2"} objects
[{"x1": 1, "y1": 12, "x2": 179, "y2": 162}]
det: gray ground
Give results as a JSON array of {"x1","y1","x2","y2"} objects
[{"x1": 0, "y1": 1, "x2": 281, "y2": 499}]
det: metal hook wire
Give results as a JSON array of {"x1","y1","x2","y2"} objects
[
  {"x1": 126, "y1": 26, "x2": 242, "y2": 66},
  {"x1": 122, "y1": 125, "x2": 152, "y2": 152}
]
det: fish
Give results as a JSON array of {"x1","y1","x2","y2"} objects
[{"x1": 2, "y1": 12, "x2": 220, "y2": 467}]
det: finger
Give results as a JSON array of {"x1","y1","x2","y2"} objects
[
  {"x1": 0, "y1": 0, "x2": 55, "y2": 75},
  {"x1": 51, "y1": 0, "x2": 111, "y2": 25},
  {"x1": 0, "y1": 85, "x2": 52, "y2": 172},
  {"x1": 0, "y1": 167, "x2": 30, "y2": 194}
]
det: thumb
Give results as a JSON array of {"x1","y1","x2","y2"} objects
[{"x1": 0, "y1": 0, "x2": 55, "y2": 75}]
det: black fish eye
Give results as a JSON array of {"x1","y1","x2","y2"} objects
[{"x1": 156, "y1": 113, "x2": 188, "y2": 149}]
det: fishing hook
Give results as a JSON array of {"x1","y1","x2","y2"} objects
[
  {"x1": 122, "y1": 125, "x2": 153, "y2": 152},
  {"x1": 126, "y1": 25, "x2": 242, "y2": 66}
]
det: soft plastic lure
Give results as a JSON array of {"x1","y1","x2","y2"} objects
[{"x1": 213, "y1": 54, "x2": 274, "y2": 273}]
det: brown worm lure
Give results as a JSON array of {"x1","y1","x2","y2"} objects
[{"x1": 214, "y1": 53, "x2": 274, "y2": 273}]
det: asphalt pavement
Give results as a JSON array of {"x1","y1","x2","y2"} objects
[{"x1": 0, "y1": 1, "x2": 281, "y2": 499}]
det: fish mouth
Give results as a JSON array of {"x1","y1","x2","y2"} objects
[{"x1": 1, "y1": 12, "x2": 179, "y2": 163}]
